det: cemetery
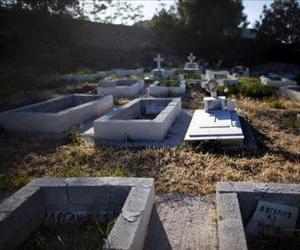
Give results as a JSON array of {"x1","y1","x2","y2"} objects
[{"x1": 1, "y1": 1, "x2": 300, "y2": 249}]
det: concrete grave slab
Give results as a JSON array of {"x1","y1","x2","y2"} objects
[
  {"x1": 93, "y1": 98, "x2": 181, "y2": 142},
  {"x1": 184, "y1": 110, "x2": 244, "y2": 147},
  {"x1": 0, "y1": 94, "x2": 113, "y2": 137},
  {"x1": 0, "y1": 177, "x2": 155, "y2": 250},
  {"x1": 204, "y1": 70, "x2": 239, "y2": 86},
  {"x1": 97, "y1": 79, "x2": 144, "y2": 98},
  {"x1": 216, "y1": 182, "x2": 300, "y2": 250},
  {"x1": 261, "y1": 75, "x2": 297, "y2": 88},
  {"x1": 149, "y1": 81, "x2": 186, "y2": 97},
  {"x1": 279, "y1": 86, "x2": 300, "y2": 102}
]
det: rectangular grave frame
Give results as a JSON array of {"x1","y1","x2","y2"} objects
[
  {"x1": 97, "y1": 80, "x2": 144, "y2": 98},
  {"x1": 0, "y1": 94, "x2": 113, "y2": 136},
  {"x1": 216, "y1": 181, "x2": 300, "y2": 250},
  {"x1": 94, "y1": 97, "x2": 182, "y2": 141},
  {"x1": 0, "y1": 177, "x2": 155, "y2": 250},
  {"x1": 149, "y1": 80, "x2": 186, "y2": 97},
  {"x1": 279, "y1": 86, "x2": 300, "y2": 102}
]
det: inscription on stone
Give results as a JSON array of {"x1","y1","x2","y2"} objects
[
  {"x1": 246, "y1": 200, "x2": 299, "y2": 237},
  {"x1": 45, "y1": 210, "x2": 118, "y2": 224}
]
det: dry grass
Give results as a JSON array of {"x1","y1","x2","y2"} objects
[{"x1": 0, "y1": 89, "x2": 299, "y2": 195}]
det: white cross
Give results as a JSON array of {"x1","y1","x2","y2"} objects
[
  {"x1": 187, "y1": 53, "x2": 196, "y2": 63},
  {"x1": 154, "y1": 54, "x2": 164, "y2": 70}
]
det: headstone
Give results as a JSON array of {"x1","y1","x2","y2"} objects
[
  {"x1": 154, "y1": 54, "x2": 164, "y2": 70},
  {"x1": 246, "y1": 200, "x2": 299, "y2": 237}
]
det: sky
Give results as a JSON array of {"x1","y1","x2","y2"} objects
[
  {"x1": 125, "y1": 0, "x2": 272, "y2": 27},
  {"x1": 83, "y1": 0, "x2": 273, "y2": 26}
]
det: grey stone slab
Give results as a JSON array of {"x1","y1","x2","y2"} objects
[
  {"x1": 93, "y1": 98, "x2": 182, "y2": 142},
  {"x1": 216, "y1": 182, "x2": 300, "y2": 250},
  {"x1": 0, "y1": 94, "x2": 113, "y2": 136},
  {"x1": 0, "y1": 177, "x2": 155, "y2": 250},
  {"x1": 84, "y1": 109, "x2": 192, "y2": 148}
]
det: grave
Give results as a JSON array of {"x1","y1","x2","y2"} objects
[
  {"x1": 203, "y1": 70, "x2": 239, "y2": 87},
  {"x1": 184, "y1": 53, "x2": 200, "y2": 72},
  {"x1": 149, "y1": 75, "x2": 186, "y2": 97},
  {"x1": 260, "y1": 74, "x2": 297, "y2": 88},
  {"x1": 0, "y1": 177, "x2": 155, "y2": 250},
  {"x1": 93, "y1": 98, "x2": 181, "y2": 144},
  {"x1": 97, "y1": 79, "x2": 144, "y2": 98},
  {"x1": 0, "y1": 94, "x2": 113, "y2": 137},
  {"x1": 185, "y1": 79, "x2": 245, "y2": 148},
  {"x1": 216, "y1": 181, "x2": 300, "y2": 250},
  {"x1": 279, "y1": 85, "x2": 300, "y2": 101},
  {"x1": 151, "y1": 54, "x2": 177, "y2": 79},
  {"x1": 231, "y1": 66, "x2": 250, "y2": 77}
]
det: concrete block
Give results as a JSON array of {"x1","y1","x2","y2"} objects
[
  {"x1": 149, "y1": 81, "x2": 186, "y2": 97},
  {"x1": 0, "y1": 177, "x2": 155, "y2": 250},
  {"x1": 97, "y1": 80, "x2": 144, "y2": 98},
  {"x1": 279, "y1": 86, "x2": 300, "y2": 102},
  {"x1": 0, "y1": 94, "x2": 113, "y2": 135},
  {"x1": 94, "y1": 98, "x2": 181, "y2": 141}
]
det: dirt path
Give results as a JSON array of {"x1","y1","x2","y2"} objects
[{"x1": 144, "y1": 193, "x2": 218, "y2": 250}]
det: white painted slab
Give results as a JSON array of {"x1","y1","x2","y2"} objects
[
  {"x1": 184, "y1": 110, "x2": 244, "y2": 142},
  {"x1": 246, "y1": 200, "x2": 299, "y2": 237}
]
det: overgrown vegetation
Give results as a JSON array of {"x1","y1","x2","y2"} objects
[{"x1": 218, "y1": 77, "x2": 273, "y2": 99}]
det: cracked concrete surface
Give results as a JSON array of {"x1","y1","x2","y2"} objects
[{"x1": 144, "y1": 193, "x2": 218, "y2": 250}]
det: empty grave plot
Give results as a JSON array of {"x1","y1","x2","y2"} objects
[
  {"x1": 0, "y1": 94, "x2": 113, "y2": 136},
  {"x1": 97, "y1": 79, "x2": 144, "y2": 98},
  {"x1": 0, "y1": 177, "x2": 155, "y2": 250},
  {"x1": 149, "y1": 80, "x2": 186, "y2": 97},
  {"x1": 216, "y1": 182, "x2": 300, "y2": 250},
  {"x1": 94, "y1": 98, "x2": 181, "y2": 142}
]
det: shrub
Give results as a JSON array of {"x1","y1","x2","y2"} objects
[
  {"x1": 265, "y1": 97, "x2": 285, "y2": 109},
  {"x1": 239, "y1": 77, "x2": 273, "y2": 99}
]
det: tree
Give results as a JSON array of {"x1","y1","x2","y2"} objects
[
  {"x1": 177, "y1": 0, "x2": 247, "y2": 39},
  {"x1": 256, "y1": 0, "x2": 300, "y2": 45},
  {"x1": 0, "y1": 0, "x2": 81, "y2": 16},
  {"x1": 149, "y1": 5, "x2": 179, "y2": 29}
]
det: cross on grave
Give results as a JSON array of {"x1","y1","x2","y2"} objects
[
  {"x1": 187, "y1": 53, "x2": 196, "y2": 63},
  {"x1": 154, "y1": 54, "x2": 164, "y2": 70}
]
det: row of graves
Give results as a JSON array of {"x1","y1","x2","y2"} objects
[
  {"x1": 0, "y1": 54, "x2": 299, "y2": 249},
  {"x1": 0, "y1": 53, "x2": 251, "y2": 149}
]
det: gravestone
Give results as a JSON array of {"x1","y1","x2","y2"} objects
[
  {"x1": 152, "y1": 54, "x2": 166, "y2": 78},
  {"x1": 246, "y1": 200, "x2": 298, "y2": 237},
  {"x1": 185, "y1": 78, "x2": 245, "y2": 148}
]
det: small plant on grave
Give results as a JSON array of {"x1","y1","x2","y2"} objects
[
  {"x1": 66, "y1": 128, "x2": 82, "y2": 145},
  {"x1": 217, "y1": 84, "x2": 239, "y2": 98}
]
